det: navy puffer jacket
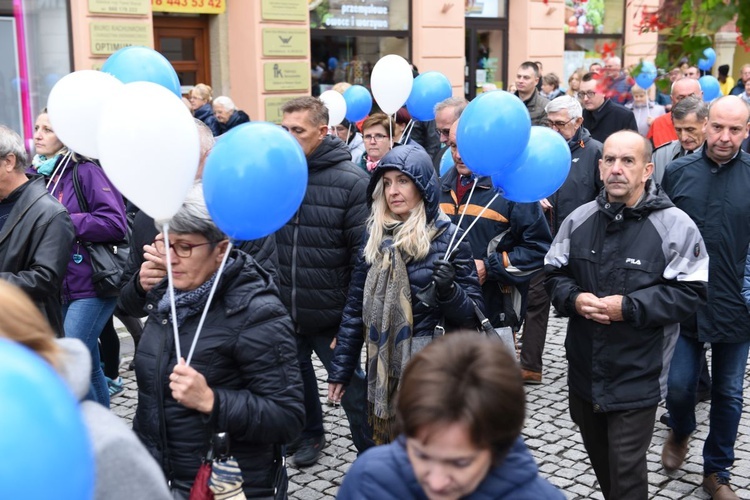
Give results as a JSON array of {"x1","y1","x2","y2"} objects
[{"x1": 328, "y1": 145, "x2": 485, "y2": 385}]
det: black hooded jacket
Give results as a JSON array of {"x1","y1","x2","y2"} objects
[
  {"x1": 218, "y1": 110, "x2": 250, "y2": 135},
  {"x1": 328, "y1": 145, "x2": 485, "y2": 385},
  {"x1": 275, "y1": 135, "x2": 370, "y2": 336}
]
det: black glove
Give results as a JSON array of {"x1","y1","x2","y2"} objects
[{"x1": 432, "y1": 259, "x2": 456, "y2": 299}]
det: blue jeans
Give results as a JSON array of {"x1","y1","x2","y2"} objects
[
  {"x1": 666, "y1": 334, "x2": 750, "y2": 478},
  {"x1": 63, "y1": 297, "x2": 118, "y2": 408},
  {"x1": 296, "y1": 334, "x2": 374, "y2": 453}
]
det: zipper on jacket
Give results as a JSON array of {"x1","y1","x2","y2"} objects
[{"x1": 290, "y1": 211, "x2": 300, "y2": 326}]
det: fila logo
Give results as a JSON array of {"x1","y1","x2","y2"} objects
[
  {"x1": 572, "y1": 158, "x2": 580, "y2": 163},
  {"x1": 625, "y1": 258, "x2": 641, "y2": 265}
]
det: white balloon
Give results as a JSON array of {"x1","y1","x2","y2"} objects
[
  {"x1": 47, "y1": 70, "x2": 124, "y2": 159},
  {"x1": 98, "y1": 82, "x2": 200, "y2": 221},
  {"x1": 370, "y1": 55, "x2": 414, "y2": 115},
  {"x1": 320, "y1": 90, "x2": 347, "y2": 126}
]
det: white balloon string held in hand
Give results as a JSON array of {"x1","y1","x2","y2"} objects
[
  {"x1": 163, "y1": 222, "x2": 182, "y2": 361},
  {"x1": 186, "y1": 240, "x2": 234, "y2": 366},
  {"x1": 444, "y1": 179, "x2": 478, "y2": 259}
]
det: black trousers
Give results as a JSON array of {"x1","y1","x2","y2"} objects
[
  {"x1": 569, "y1": 391, "x2": 656, "y2": 500},
  {"x1": 520, "y1": 271, "x2": 550, "y2": 373}
]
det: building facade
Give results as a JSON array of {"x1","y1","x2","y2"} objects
[{"x1": 1, "y1": 0, "x2": 746, "y2": 147}]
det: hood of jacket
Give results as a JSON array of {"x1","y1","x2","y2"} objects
[
  {"x1": 569, "y1": 127, "x2": 594, "y2": 153},
  {"x1": 367, "y1": 144, "x2": 441, "y2": 223},
  {"x1": 597, "y1": 178, "x2": 673, "y2": 220},
  {"x1": 307, "y1": 135, "x2": 353, "y2": 173}
]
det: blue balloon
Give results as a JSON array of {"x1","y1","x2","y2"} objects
[
  {"x1": 406, "y1": 71, "x2": 453, "y2": 121},
  {"x1": 102, "y1": 46, "x2": 181, "y2": 97},
  {"x1": 203, "y1": 122, "x2": 308, "y2": 240},
  {"x1": 456, "y1": 90, "x2": 531, "y2": 177},
  {"x1": 0, "y1": 338, "x2": 95, "y2": 499},
  {"x1": 439, "y1": 147, "x2": 455, "y2": 176},
  {"x1": 699, "y1": 75, "x2": 721, "y2": 101},
  {"x1": 635, "y1": 61, "x2": 657, "y2": 89},
  {"x1": 697, "y1": 47, "x2": 716, "y2": 71},
  {"x1": 344, "y1": 85, "x2": 372, "y2": 122},
  {"x1": 328, "y1": 57, "x2": 338, "y2": 70},
  {"x1": 492, "y1": 126, "x2": 572, "y2": 203}
]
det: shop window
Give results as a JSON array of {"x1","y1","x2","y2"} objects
[{"x1": 563, "y1": 0, "x2": 624, "y2": 83}]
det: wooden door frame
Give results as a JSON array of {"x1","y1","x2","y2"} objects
[{"x1": 153, "y1": 15, "x2": 210, "y2": 88}]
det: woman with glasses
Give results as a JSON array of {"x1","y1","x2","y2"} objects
[
  {"x1": 29, "y1": 109, "x2": 128, "y2": 409},
  {"x1": 121, "y1": 184, "x2": 304, "y2": 499},
  {"x1": 328, "y1": 145, "x2": 484, "y2": 445},
  {"x1": 359, "y1": 112, "x2": 394, "y2": 173},
  {"x1": 188, "y1": 84, "x2": 221, "y2": 136}
]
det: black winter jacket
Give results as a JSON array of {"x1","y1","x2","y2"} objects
[
  {"x1": 218, "y1": 110, "x2": 250, "y2": 135},
  {"x1": 582, "y1": 99, "x2": 638, "y2": 144},
  {"x1": 546, "y1": 127, "x2": 603, "y2": 236},
  {"x1": 276, "y1": 135, "x2": 370, "y2": 336},
  {"x1": 193, "y1": 103, "x2": 221, "y2": 136},
  {"x1": 0, "y1": 176, "x2": 74, "y2": 335},
  {"x1": 545, "y1": 181, "x2": 708, "y2": 411},
  {"x1": 439, "y1": 169, "x2": 551, "y2": 329},
  {"x1": 123, "y1": 251, "x2": 304, "y2": 497},
  {"x1": 662, "y1": 147, "x2": 750, "y2": 343},
  {"x1": 328, "y1": 145, "x2": 485, "y2": 385}
]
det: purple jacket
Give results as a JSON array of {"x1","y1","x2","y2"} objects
[{"x1": 30, "y1": 159, "x2": 127, "y2": 302}]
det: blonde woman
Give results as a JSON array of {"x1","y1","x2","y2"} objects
[
  {"x1": 327, "y1": 145, "x2": 484, "y2": 444},
  {"x1": 188, "y1": 83, "x2": 220, "y2": 136},
  {"x1": 566, "y1": 68, "x2": 585, "y2": 97}
]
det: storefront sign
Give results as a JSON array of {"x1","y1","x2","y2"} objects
[
  {"x1": 262, "y1": 28, "x2": 308, "y2": 57},
  {"x1": 265, "y1": 95, "x2": 306, "y2": 123},
  {"x1": 465, "y1": 0, "x2": 505, "y2": 18},
  {"x1": 261, "y1": 0, "x2": 307, "y2": 22},
  {"x1": 89, "y1": 0, "x2": 150, "y2": 15},
  {"x1": 263, "y1": 62, "x2": 309, "y2": 92},
  {"x1": 90, "y1": 22, "x2": 152, "y2": 55},
  {"x1": 311, "y1": 0, "x2": 392, "y2": 30},
  {"x1": 151, "y1": 0, "x2": 226, "y2": 14}
]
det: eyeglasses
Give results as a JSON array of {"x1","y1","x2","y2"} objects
[
  {"x1": 577, "y1": 91, "x2": 598, "y2": 100},
  {"x1": 364, "y1": 133, "x2": 387, "y2": 142},
  {"x1": 435, "y1": 128, "x2": 451, "y2": 138},
  {"x1": 154, "y1": 239, "x2": 214, "y2": 258},
  {"x1": 548, "y1": 118, "x2": 575, "y2": 129}
]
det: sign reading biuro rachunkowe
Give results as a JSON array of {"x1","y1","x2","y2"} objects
[
  {"x1": 310, "y1": 0, "x2": 394, "y2": 30},
  {"x1": 90, "y1": 22, "x2": 152, "y2": 55},
  {"x1": 263, "y1": 62, "x2": 309, "y2": 92}
]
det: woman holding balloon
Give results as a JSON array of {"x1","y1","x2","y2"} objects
[
  {"x1": 30, "y1": 109, "x2": 128, "y2": 408},
  {"x1": 327, "y1": 145, "x2": 484, "y2": 445},
  {"x1": 122, "y1": 184, "x2": 304, "y2": 499}
]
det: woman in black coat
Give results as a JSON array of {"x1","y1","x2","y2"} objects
[
  {"x1": 189, "y1": 83, "x2": 221, "y2": 136},
  {"x1": 122, "y1": 184, "x2": 304, "y2": 499}
]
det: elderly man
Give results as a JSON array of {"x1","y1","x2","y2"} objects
[
  {"x1": 661, "y1": 96, "x2": 750, "y2": 499},
  {"x1": 651, "y1": 96, "x2": 707, "y2": 183},
  {"x1": 277, "y1": 96, "x2": 371, "y2": 466},
  {"x1": 579, "y1": 72, "x2": 638, "y2": 143},
  {"x1": 546, "y1": 130, "x2": 708, "y2": 500},
  {"x1": 440, "y1": 121, "x2": 551, "y2": 338},
  {"x1": 647, "y1": 77, "x2": 703, "y2": 149},
  {"x1": 519, "y1": 96, "x2": 603, "y2": 384},
  {"x1": 212, "y1": 96, "x2": 250, "y2": 135},
  {"x1": 432, "y1": 97, "x2": 468, "y2": 174},
  {"x1": 603, "y1": 56, "x2": 632, "y2": 104},
  {"x1": 514, "y1": 61, "x2": 549, "y2": 126},
  {"x1": 0, "y1": 125, "x2": 74, "y2": 335},
  {"x1": 730, "y1": 64, "x2": 750, "y2": 96}
]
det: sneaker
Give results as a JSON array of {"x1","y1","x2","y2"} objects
[
  {"x1": 521, "y1": 369, "x2": 542, "y2": 385},
  {"x1": 702, "y1": 473, "x2": 739, "y2": 499},
  {"x1": 293, "y1": 435, "x2": 327, "y2": 467},
  {"x1": 106, "y1": 376, "x2": 124, "y2": 398}
]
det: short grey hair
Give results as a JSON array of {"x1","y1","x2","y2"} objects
[
  {"x1": 545, "y1": 95, "x2": 582, "y2": 119},
  {"x1": 671, "y1": 95, "x2": 708, "y2": 121},
  {"x1": 162, "y1": 183, "x2": 226, "y2": 243},
  {"x1": 0, "y1": 125, "x2": 27, "y2": 170},
  {"x1": 433, "y1": 97, "x2": 468, "y2": 120},
  {"x1": 213, "y1": 96, "x2": 236, "y2": 111}
]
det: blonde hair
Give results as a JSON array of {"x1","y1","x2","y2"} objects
[
  {"x1": 191, "y1": 83, "x2": 213, "y2": 102},
  {"x1": 364, "y1": 175, "x2": 431, "y2": 264},
  {"x1": 0, "y1": 280, "x2": 60, "y2": 369}
]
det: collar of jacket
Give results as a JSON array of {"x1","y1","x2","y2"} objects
[
  {"x1": 596, "y1": 179, "x2": 673, "y2": 220},
  {"x1": 441, "y1": 167, "x2": 494, "y2": 192},
  {"x1": 699, "y1": 140, "x2": 744, "y2": 169}
]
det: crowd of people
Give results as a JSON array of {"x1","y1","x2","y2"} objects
[{"x1": 1, "y1": 55, "x2": 750, "y2": 500}]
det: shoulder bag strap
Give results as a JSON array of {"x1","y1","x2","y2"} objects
[{"x1": 71, "y1": 163, "x2": 90, "y2": 214}]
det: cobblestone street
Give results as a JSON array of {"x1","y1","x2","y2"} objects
[{"x1": 112, "y1": 314, "x2": 750, "y2": 499}]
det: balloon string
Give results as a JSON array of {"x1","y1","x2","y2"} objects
[
  {"x1": 447, "y1": 193, "x2": 500, "y2": 258},
  {"x1": 401, "y1": 118, "x2": 413, "y2": 144},
  {"x1": 47, "y1": 150, "x2": 72, "y2": 194},
  {"x1": 185, "y1": 240, "x2": 233, "y2": 366},
  {"x1": 444, "y1": 179, "x2": 478, "y2": 259},
  {"x1": 389, "y1": 114, "x2": 394, "y2": 150},
  {"x1": 163, "y1": 222, "x2": 182, "y2": 362}
]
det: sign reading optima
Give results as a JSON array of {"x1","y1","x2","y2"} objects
[{"x1": 310, "y1": 0, "x2": 403, "y2": 30}]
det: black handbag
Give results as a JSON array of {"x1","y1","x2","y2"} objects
[{"x1": 71, "y1": 163, "x2": 130, "y2": 298}]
